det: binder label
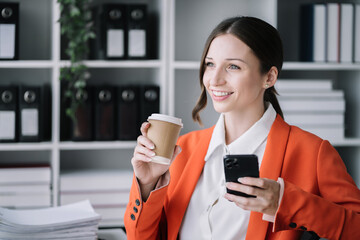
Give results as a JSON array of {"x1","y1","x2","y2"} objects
[
  {"x1": 0, "y1": 111, "x2": 15, "y2": 140},
  {"x1": 129, "y1": 29, "x2": 146, "y2": 57},
  {"x1": 0, "y1": 24, "x2": 15, "y2": 58},
  {"x1": 21, "y1": 109, "x2": 39, "y2": 136},
  {"x1": 107, "y1": 29, "x2": 124, "y2": 57}
]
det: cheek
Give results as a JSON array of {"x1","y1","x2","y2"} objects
[
  {"x1": 236, "y1": 75, "x2": 263, "y2": 98},
  {"x1": 202, "y1": 73, "x2": 210, "y2": 89},
  {"x1": 247, "y1": 79, "x2": 265, "y2": 99},
  {"x1": 248, "y1": 79, "x2": 262, "y2": 91}
]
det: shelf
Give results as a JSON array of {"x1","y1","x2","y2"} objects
[
  {"x1": 0, "y1": 61, "x2": 54, "y2": 68},
  {"x1": 172, "y1": 61, "x2": 360, "y2": 71},
  {"x1": 173, "y1": 61, "x2": 200, "y2": 70},
  {"x1": 59, "y1": 141, "x2": 137, "y2": 150},
  {"x1": 8, "y1": 60, "x2": 359, "y2": 71},
  {"x1": 331, "y1": 138, "x2": 360, "y2": 147},
  {"x1": 59, "y1": 60, "x2": 162, "y2": 69},
  {"x1": 283, "y1": 62, "x2": 360, "y2": 71},
  {"x1": 0, "y1": 142, "x2": 53, "y2": 151}
]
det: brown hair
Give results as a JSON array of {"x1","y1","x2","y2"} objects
[{"x1": 192, "y1": 16, "x2": 284, "y2": 125}]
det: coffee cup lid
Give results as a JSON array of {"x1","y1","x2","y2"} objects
[{"x1": 148, "y1": 114, "x2": 183, "y2": 127}]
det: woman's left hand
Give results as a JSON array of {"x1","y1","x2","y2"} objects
[{"x1": 224, "y1": 177, "x2": 280, "y2": 216}]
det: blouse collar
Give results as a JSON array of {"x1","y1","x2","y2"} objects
[{"x1": 204, "y1": 103, "x2": 277, "y2": 161}]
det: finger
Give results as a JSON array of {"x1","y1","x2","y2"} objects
[
  {"x1": 226, "y1": 182, "x2": 261, "y2": 197},
  {"x1": 131, "y1": 153, "x2": 152, "y2": 165},
  {"x1": 169, "y1": 145, "x2": 182, "y2": 164},
  {"x1": 134, "y1": 145, "x2": 156, "y2": 158},
  {"x1": 137, "y1": 135, "x2": 155, "y2": 150},
  {"x1": 140, "y1": 122, "x2": 151, "y2": 137},
  {"x1": 226, "y1": 192, "x2": 278, "y2": 215},
  {"x1": 173, "y1": 145, "x2": 182, "y2": 158},
  {"x1": 224, "y1": 181, "x2": 280, "y2": 215},
  {"x1": 224, "y1": 193, "x2": 259, "y2": 210},
  {"x1": 224, "y1": 192, "x2": 269, "y2": 213},
  {"x1": 238, "y1": 177, "x2": 268, "y2": 189}
]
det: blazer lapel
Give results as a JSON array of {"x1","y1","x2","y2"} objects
[
  {"x1": 166, "y1": 127, "x2": 214, "y2": 240},
  {"x1": 246, "y1": 115, "x2": 290, "y2": 239}
]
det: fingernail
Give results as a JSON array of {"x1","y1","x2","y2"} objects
[
  {"x1": 149, "y1": 145, "x2": 155, "y2": 150},
  {"x1": 238, "y1": 177, "x2": 244, "y2": 183},
  {"x1": 150, "y1": 151, "x2": 156, "y2": 156},
  {"x1": 178, "y1": 146, "x2": 182, "y2": 153}
]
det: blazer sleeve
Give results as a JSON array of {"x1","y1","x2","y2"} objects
[
  {"x1": 124, "y1": 175, "x2": 168, "y2": 240},
  {"x1": 273, "y1": 140, "x2": 360, "y2": 239}
]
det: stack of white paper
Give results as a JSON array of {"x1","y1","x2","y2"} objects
[
  {"x1": 0, "y1": 164, "x2": 51, "y2": 209},
  {"x1": 60, "y1": 170, "x2": 133, "y2": 227},
  {"x1": 0, "y1": 200, "x2": 101, "y2": 240},
  {"x1": 276, "y1": 79, "x2": 345, "y2": 142}
]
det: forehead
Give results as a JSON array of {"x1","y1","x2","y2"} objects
[{"x1": 207, "y1": 33, "x2": 252, "y2": 58}]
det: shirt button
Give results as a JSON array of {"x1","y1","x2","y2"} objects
[
  {"x1": 131, "y1": 214, "x2": 136, "y2": 221},
  {"x1": 133, "y1": 206, "x2": 138, "y2": 213},
  {"x1": 289, "y1": 222, "x2": 297, "y2": 228},
  {"x1": 135, "y1": 199, "x2": 140, "y2": 206}
]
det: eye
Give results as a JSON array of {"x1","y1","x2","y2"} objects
[
  {"x1": 228, "y1": 64, "x2": 240, "y2": 70},
  {"x1": 205, "y1": 61, "x2": 214, "y2": 68}
]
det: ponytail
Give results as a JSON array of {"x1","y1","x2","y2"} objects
[{"x1": 264, "y1": 86, "x2": 283, "y2": 119}]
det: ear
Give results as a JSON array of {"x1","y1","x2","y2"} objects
[{"x1": 263, "y1": 66, "x2": 278, "y2": 89}]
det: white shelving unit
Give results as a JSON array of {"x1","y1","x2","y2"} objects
[
  {"x1": 168, "y1": 0, "x2": 360, "y2": 188},
  {"x1": 0, "y1": 0, "x2": 359, "y2": 213},
  {"x1": 0, "y1": 0, "x2": 168, "y2": 207}
]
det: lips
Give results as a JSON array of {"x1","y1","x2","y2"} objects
[{"x1": 211, "y1": 90, "x2": 233, "y2": 101}]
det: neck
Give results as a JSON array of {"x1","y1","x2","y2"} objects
[{"x1": 224, "y1": 104, "x2": 265, "y2": 145}]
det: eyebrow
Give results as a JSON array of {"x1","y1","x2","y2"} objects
[{"x1": 205, "y1": 57, "x2": 248, "y2": 64}]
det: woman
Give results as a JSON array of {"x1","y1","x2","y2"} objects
[{"x1": 124, "y1": 16, "x2": 360, "y2": 239}]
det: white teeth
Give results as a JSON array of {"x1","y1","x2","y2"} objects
[{"x1": 212, "y1": 91, "x2": 231, "y2": 97}]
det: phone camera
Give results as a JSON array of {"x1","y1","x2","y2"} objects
[
  {"x1": 233, "y1": 158, "x2": 239, "y2": 167},
  {"x1": 225, "y1": 158, "x2": 240, "y2": 169}
]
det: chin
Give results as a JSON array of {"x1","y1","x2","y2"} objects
[{"x1": 212, "y1": 103, "x2": 231, "y2": 114}]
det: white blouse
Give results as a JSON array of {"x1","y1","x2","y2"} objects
[{"x1": 179, "y1": 104, "x2": 277, "y2": 240}]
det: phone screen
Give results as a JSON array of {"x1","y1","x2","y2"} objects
[{"x1": 223, "y1": 154, "x2": 259, "y2": 198}]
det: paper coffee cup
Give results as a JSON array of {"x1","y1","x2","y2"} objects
[{"x1": 147, "y1": 114, "x2": 183, "y2": 165}]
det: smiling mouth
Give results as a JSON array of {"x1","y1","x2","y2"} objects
[{"x1": 212, "y1": 90, "x2": 233, "y2": 97}]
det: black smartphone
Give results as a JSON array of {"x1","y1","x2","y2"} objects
[{"x1": 223, "y1": 154, "x2": 259, "y2": 198}]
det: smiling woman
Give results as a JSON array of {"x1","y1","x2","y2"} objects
[
  {"x1": 193, "y1": 17, "x2": 283, "y2": 128},
  {"x1": 202, "y1": 34, "x2": 273, "y2": 138},
  {"x1": 124, "y1": 16, "x2": 360, "y2": 240}
]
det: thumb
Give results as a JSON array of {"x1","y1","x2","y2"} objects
[{"x1": 170, "y1": 145, "x2": 182, "y2": 163}]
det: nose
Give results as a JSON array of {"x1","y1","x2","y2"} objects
[{"x1": 209, "y1": 67, "x2": 226, "y2": 86}]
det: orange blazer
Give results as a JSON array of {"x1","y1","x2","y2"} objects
[{"x1": 124, "y1": 115, "x2": 360, "y2": 239}]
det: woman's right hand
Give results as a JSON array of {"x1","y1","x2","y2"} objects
[{"x1": 131, "y1": 122, "x2": 181, "y2": 200}]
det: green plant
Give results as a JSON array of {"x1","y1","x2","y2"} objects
[{"x1": 58, "y1": 0, "x2": 95, "y2": 121}]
